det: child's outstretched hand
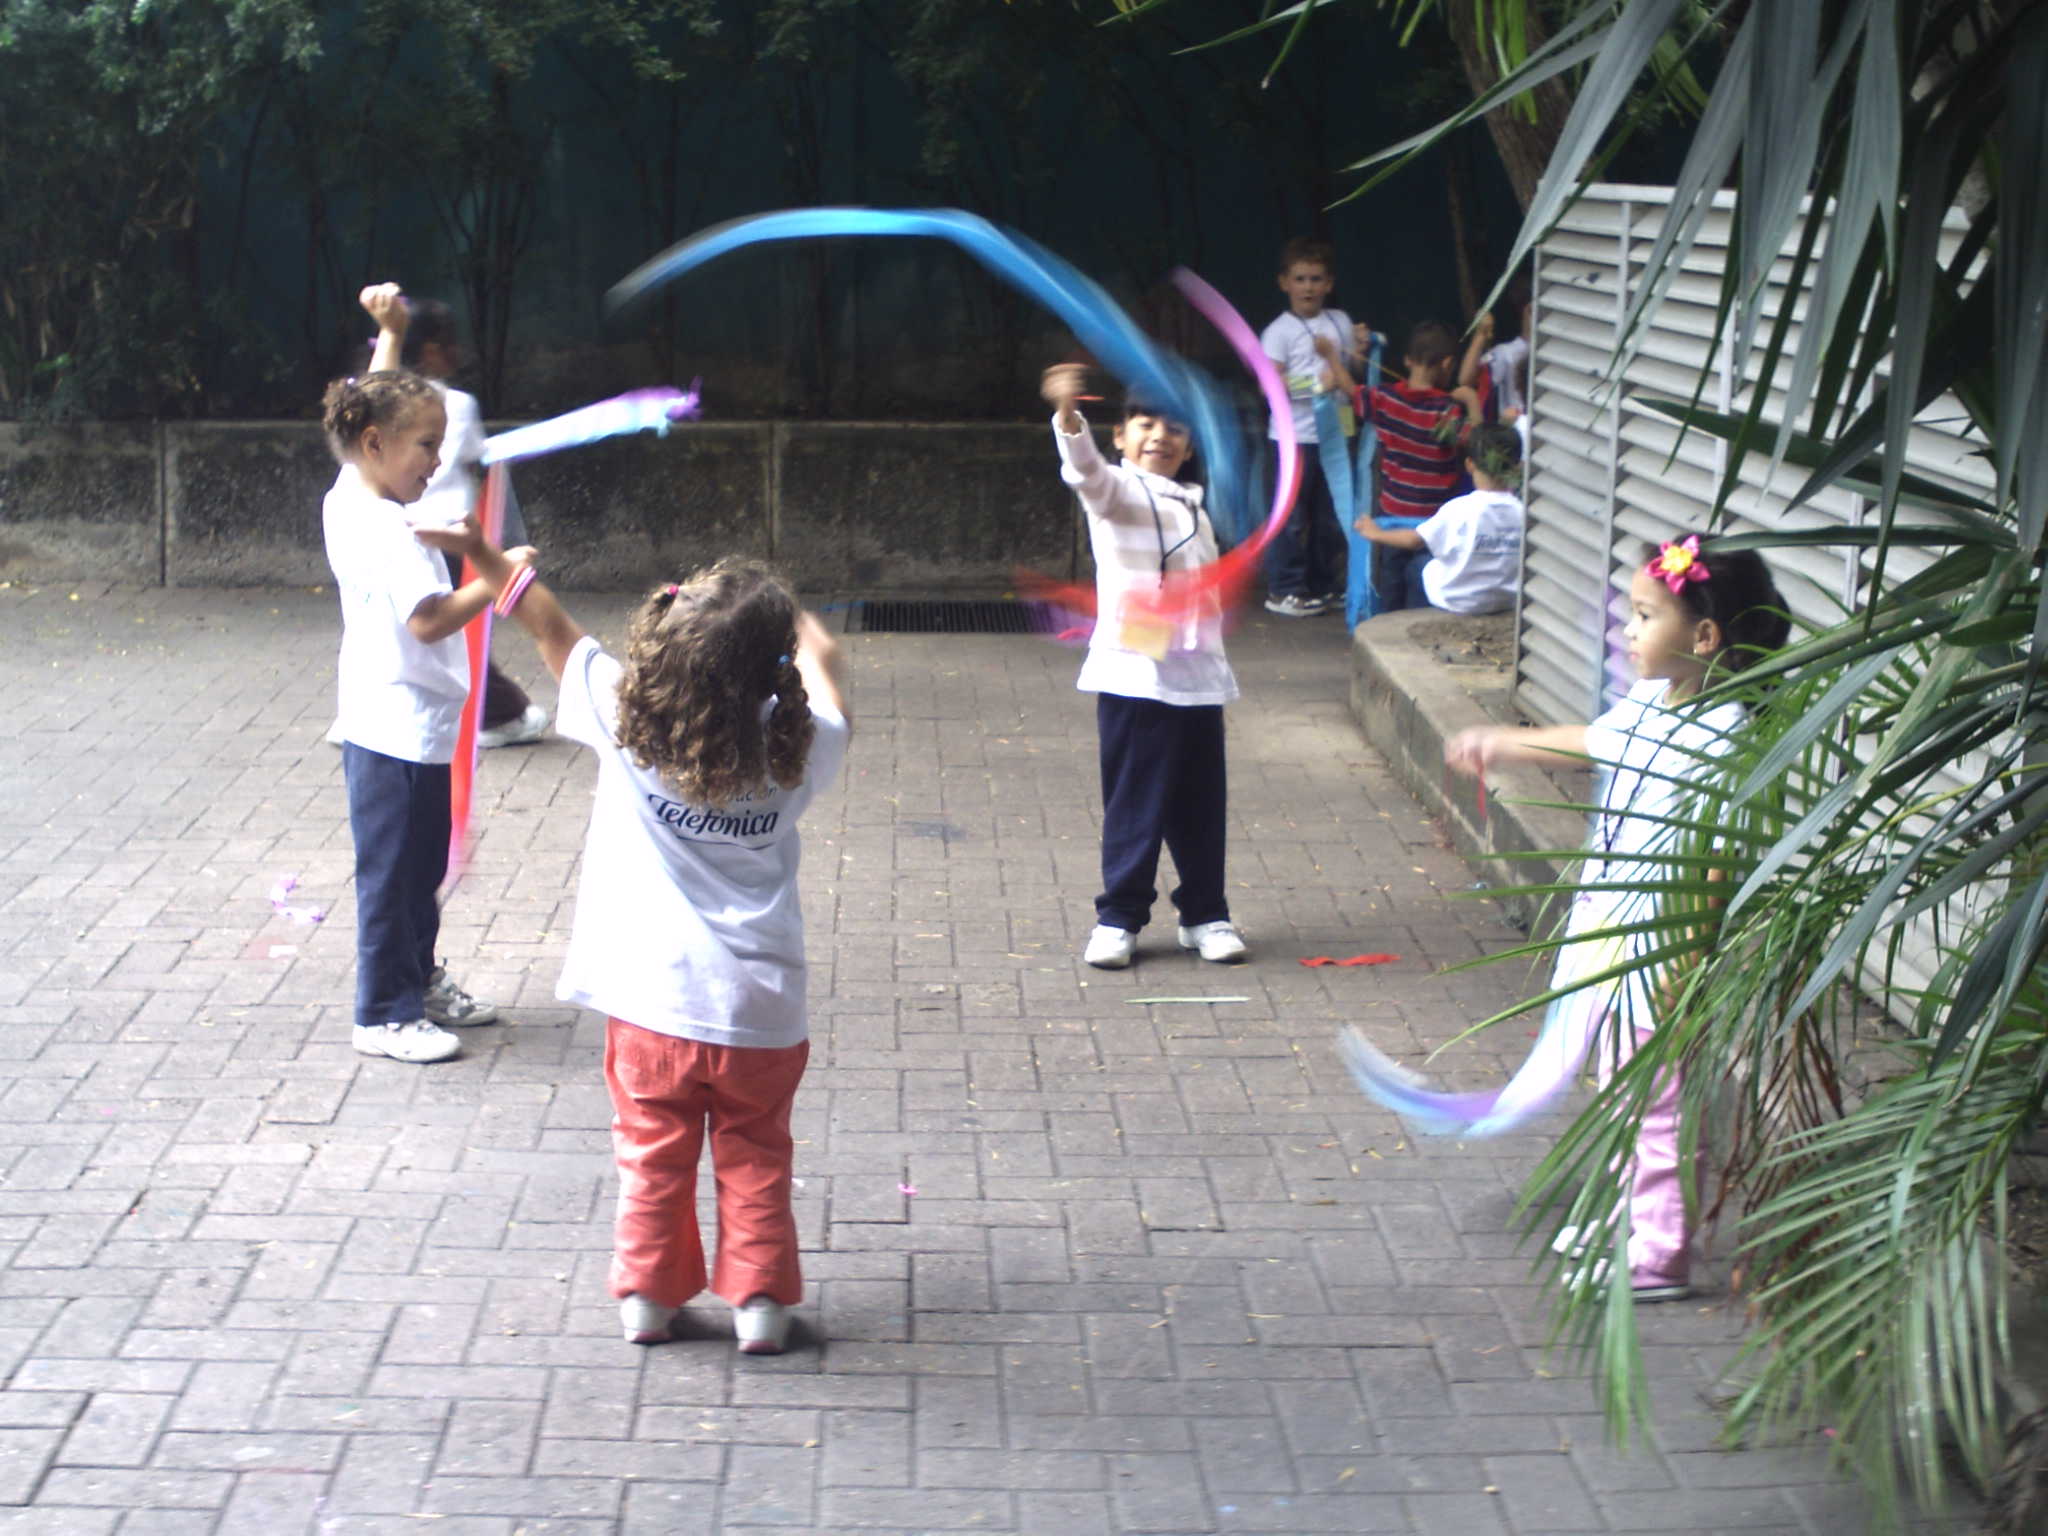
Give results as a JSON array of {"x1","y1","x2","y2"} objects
[
  {"x1": 1472, "y1": 310, "x2": 1496, "y2": 346},
  {"x1": 1444, "y1": 725, "x2": 1504, "y2": 778},
  {"x1": 360, "y1": 282, "x2": 409, "y2": 336}
]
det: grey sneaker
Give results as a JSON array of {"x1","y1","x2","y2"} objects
[
  {"x1": 352, "y1": 1020, "x2": 461, "y2": 1064},
  {"x1": 1262, "y1": 593, "x2": 1326, "y2": 617},
  {"x1": 423, "y1": 966, "x2": 497, "y2": 1027}
]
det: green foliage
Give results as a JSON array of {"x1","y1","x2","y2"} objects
[{"x1": 0, "y1": 0, "x2": 717, "y2": 416}]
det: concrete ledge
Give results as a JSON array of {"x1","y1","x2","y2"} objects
[
  {"x1": 0, "y1": 419, "x2": 1079, "y2": 590},
  {"x1": 0, "y1": 423, "x2": 161, "y2": 583},
  {"x1": 1349, "y1": 607, "x2": 1587, "y2": 930}
]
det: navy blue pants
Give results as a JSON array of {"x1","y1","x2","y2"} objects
[
  {"x1": 1095, "y1": 695, "x2": 1230, "y2": 932},
  {"x1": 343, "y1": 744, "x2": 449, "y2": 1028},
  {"x1": 1266, "y1": 448, "x2": 1345, "y2": 600}
]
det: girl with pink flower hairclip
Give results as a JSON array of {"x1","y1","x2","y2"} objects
[{"x1": 1350, "y1": 531, "x2": 1787, "y2": 1304}]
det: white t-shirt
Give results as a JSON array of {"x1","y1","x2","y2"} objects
[
  {"x1": 408, "y1": 385, "x2": 484, "y2": 529},
  {"x1": 1261, "y1": 308, "x2": 1359, "y2": 445},
  {"x1": 322, "y1": 463, "x2": 470, "y2": 763},
  {"x1": 552, "y1": 636, "x2": 850, "y2": 1048},
  {"x1": 1484, "y1": 336, "x2": 1530, "y2": 416},
  {"x1": 1569, "y1": 678, "x2": 1746, "y2": 1030},
  {"x1": 1418, "y1": 489, "x2": 1525, "y2": 614},
  {"x1": 1053, "y1": 416, "x2": 1238, "y2": 707}
]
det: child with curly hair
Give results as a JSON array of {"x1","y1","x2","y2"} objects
[{"x1": 423, "y1": 536, "x2": 851, "y2": 1354}]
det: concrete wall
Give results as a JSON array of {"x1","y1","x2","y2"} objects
[{"x1": 0, "y1": 420, "x2": 1080, "y2": 591}]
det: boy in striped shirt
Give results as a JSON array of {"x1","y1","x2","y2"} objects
[{"x1": 1361, "y1": 321, "x2": 1481, "y2": 609}]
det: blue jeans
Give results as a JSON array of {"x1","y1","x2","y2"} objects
[
  {"x1": 343, "y1": 744, "x2": 449, "y2": 1027},
  {"x1": 1265, "y1": 449, "x2": 1345, "y2": 599}
]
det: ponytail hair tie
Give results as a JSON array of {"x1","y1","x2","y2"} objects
[
  {"x1": 662, "y1": 583, "x2": 680, "y2": 597},
  {"x1": 777, "y1": 653, "x2": 792, "y2": 667}
]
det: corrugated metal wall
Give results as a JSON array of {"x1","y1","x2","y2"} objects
[{"x1": 1519, "y1": 183, "x2": 1993, "y2": 723}]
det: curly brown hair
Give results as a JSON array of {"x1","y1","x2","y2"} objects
[
  {"x1": 320, "y1": 369, "x2": 439, "y2": 463},
  {"x1": 615, "y1": 558, "x2": 816, "y2": 810}
]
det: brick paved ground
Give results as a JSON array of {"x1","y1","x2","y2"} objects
[{"x1": 0, "y1": 582, "x2": 1967, "y2": 1534}]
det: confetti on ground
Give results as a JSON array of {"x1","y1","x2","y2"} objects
[
  {"x1": 268, "y1": 874, "x2": 326, "y2": 925},
  {"x1": 1297, "y1": 953, "x2": 1399, "y2": 967},
  {"x1": 897, "y1": 1184, "x2": 918, "y2": 1196}
]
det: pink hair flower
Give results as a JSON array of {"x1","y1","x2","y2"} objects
[{"x1": 1649, "y1": 535, "x2": 1710, "y2": 595}]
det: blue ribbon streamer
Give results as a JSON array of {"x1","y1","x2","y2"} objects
[{"x1": 607, "y1": 208, "x2": 1255, "y2": 544}]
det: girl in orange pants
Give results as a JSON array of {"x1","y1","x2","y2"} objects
[{"x1": 455, "y1": 542, "x2": 852, "y2": 1354}]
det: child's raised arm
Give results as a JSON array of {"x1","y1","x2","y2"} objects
[
  {"x1": 1041, "y1": 363, "x2": 1088, "y2": 436},
  {"x1": 1458, "y1": 311, "x2": 1495, "y2": 392},
  {"x1": 793, "y1": 610, "x2": 851, "y2": 732},
  {"x1": 361, "y1": 283, "x2": 409, "y2": 374}
]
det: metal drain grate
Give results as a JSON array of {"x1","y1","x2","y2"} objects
[{"x1": 852, "y1": 599, "x2": 1056, "y2": 635}]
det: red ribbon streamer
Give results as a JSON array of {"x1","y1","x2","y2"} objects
[
  {"x1": 1298, "y1": 953, "x2": 1402, "y2": 968},
  {"x1": 445, "y1": 463, "x2": 507, "y2": 887}
]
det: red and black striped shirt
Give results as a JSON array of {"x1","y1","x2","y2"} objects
[{"x1": 1364, "y1": 382, "x2": 1466, "y2": 519}]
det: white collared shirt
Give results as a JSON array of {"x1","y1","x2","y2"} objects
[{"x1": 322, "y1": 464, "x2": 469, "y2": 763}]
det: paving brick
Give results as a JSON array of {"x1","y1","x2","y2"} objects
[
  {"x1": 53, "y1": 1396, "x2": 170, "y2": 1469},
  {"x1": 0, "y1": 591, "x2": 1946, "y2": 1534},
  {"x1": 0, "y1": 1427, "x2": 64, "y2": 1504}
]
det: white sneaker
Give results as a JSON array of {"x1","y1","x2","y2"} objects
[
  {"x1": 423, "y1": 966, "x2": 497, "y2": 1027},
  {"x1": 477, "y1": 703, "x2": 549, "y2": 749},
  {"x1": 620, "y1": 1294, "x2": 681, "y2": 1345},
  {"x1": 1565, "y1": 1255, "x2": 1693, "y2": 1304},
  {"x1": 1177, "y1": 921, "x2": 1248, "y2": 963},
  {"x1": 1551, "y1": 1224, "x2": 1596, "y2": 1259},
  {"x1": 352, "y1": 1020, "x2": 461, "y2": 1064},
  {"x1": 734, "y1": 1295, "x2": 791, "y2": 1355},
  {"x1": 1083, "y1": 925, "x2": 1137, "y2": 969}
]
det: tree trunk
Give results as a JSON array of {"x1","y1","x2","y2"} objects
[
  {"x1": 1444, "y1": 0, "x2": 1573, "y2": 212},
  {"x1": 1445, "y1": 138, "x2": 1482, "y2": 320}
]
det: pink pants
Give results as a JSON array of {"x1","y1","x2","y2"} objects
[
  {"x1": 1595, "y1": 1019, "x2": 1693, "y2": 1287},
  {"x1": 603, "y1": 1018, "x2": 810, "y2": 1309}
]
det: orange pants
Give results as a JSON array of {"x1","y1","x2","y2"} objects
[{"x1": 603, "y1": 1017, "x2": 809, "y2": 1309}]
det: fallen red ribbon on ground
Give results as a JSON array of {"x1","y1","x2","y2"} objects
[{"x1": 1298, "y1": 953, "x2": 1401, "y2": 967}]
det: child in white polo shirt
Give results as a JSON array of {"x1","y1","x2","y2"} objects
[
  {"x1": 321, "y1": 370, "x2": 501, "y2": 1065},
  {"x1": 1354, "y1": 422, "x2": 1526, "y2": 616},
  {"x1": 1041, "y1": 362, "x2": 1248, "y2": 971}
]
